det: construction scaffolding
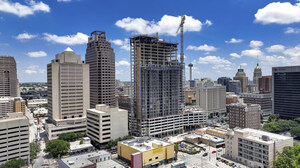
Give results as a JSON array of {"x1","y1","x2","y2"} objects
[{"x1": 130, "y1": 35, "x2": 184, "y2": 136}]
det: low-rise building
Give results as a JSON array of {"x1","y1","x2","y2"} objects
[
  {"x1": 86, "y1": 104, "x2": 128, "y2": 147},
  {"x1": 0, "y1": 113, "x2": 29, "y2": 166},
  {"x1": 70, "y1": 137, "x2": 94, "y2": 154},
  {"x1": 27, "y1": 99, "x2": 47, "y2": 108},
  {"x1": 240, "y1": 93, "x2": 272, "y2": 117},
  {"x1": 206, "y1": 127, "x2": 227, "y2": 139},
  {"x1": 118, "y1": 137, "x2": 175, "y2": 168},
  {"x1": 184, "y1": 89, "x2": 196, "y2": 105},
  {"x1": 14, "y1": 97, "x2": 26, "y2": 114},
  {"x1": 225, "y1": 128, "x2": 293, "y2": 168},
  {"x1": 226, "y1": 92, "x2": 239, "y2": 105},
  {"x1": 58, "y1": 150, "x2": 124, "y2": 168},
  {"x1": 0, "y1": 97, "x2": 14, "y2": 118},
  {"x1": 199, "y1": 134, "x2": 225, "y2": 148},
  {"x1": 45, "y1": 118, "x2": 87, "y2": 140},
  {"x1": 228, "y1": 99, "x2": 261, "y2": 129},
  {"x1": 137, "y1": 107, "x2": 208, "y2": 137},
  {"x1": 0, "y1": 97, "x2": 26, "y2": 117}
]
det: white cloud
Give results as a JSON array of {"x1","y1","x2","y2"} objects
[
  {"x1": 250, "y1": 40, "x2": 264, "y2": 48},
  {"x1": 241, "y1": 49, "x2": 264, "y2": 58},
  {"x1": 24, "y1": 65, "x2": 45, "y2": 74},
  {"x1": 230, "y1": 53, "x2": 241, "y2": 58},
  {"x1": 116, "y1": 60, "x2": 130, "y2": 67},
  {"x1": 0, "y1": 0, "x2": 50, "y2": 17},
  {"x1": 198, "y1": 56, "x2": 232, "y2": 70},
  {"x1": 27, "y1": 51, "x2": 47, "y2": 58},
  {"x1": 225, "y1": 38, "x2": 243, "y2": 44},
  {"x1": 15, "y1": 33, "x2": 37, "y2": 40},
  {"x1": 285, "y1": 27, "x2": 300, "y2": 34},
  {"x1": 204, "y1": 20, "x2": 212, "y2": 26},
  {"x1": 111, "y1": 39, "x2": 129, "y2": 51},
  {"x1": 187, "y1": 44, "x2": 217, "y2": 52},
  {"x1": 240, "y1": 63, "x2": 247, "y2": 67},
  {"x1": 283, "y1": 45, "x2": 300, "y2": 57},
  {"x1": 57, "y1": 0, "x2": 71, "y2": 2},
  {"x1": 255, "y1": 2, "x2": 300, "y2": 24},
  {"x1": 266, "y1": 45, "x2": 285, "y2": 53},
  {"x1": 115, "y1": 15, "x2": 211, "y2": 36},
  {"x1": 43, "y1": 32, "x2": 88, "y2": 45}
]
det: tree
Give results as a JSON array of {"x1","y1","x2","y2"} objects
[
  {"x1": 293, "y1": 153, "x2": 300, "y2": 168},
  {"x1": 291, "y1": 126, "x2": 300, "y2": 140},
  {"x1": 44, "y1": 140, "x2": 70, "y2": 158},
  {"x1": 268, "y1": 114, "x2": 279, "y2": 122},
  {"x1": 263, "y1": 122, "x2": 280, "y2": 132},
  {"x1": 273, "y1": 143, "x2": 300, "y2": 168},
  {"x1": 58, "y1": 132, "x2": 86, "y2": 142},
  {"x1": 294, "y1": 118, "x2": 300, "y2": 124},
  {"x1": 0, "y1": 159, "x2": 25, "y2": 168},
  {"x1": 80, "y1": 139, "x2": 83, "y2": 145},
  {"x1": 174, "y1": 144, "x2": 179, "y2": 155},
  {"x1": 30, "y1": 142, "x2": 41, "y2": 161}
]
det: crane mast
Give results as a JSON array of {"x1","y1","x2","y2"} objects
[{"x1": 177, "y1": 15, "x2": 185, "y2": 64}]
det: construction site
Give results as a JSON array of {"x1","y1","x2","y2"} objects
[{"x1": 129, "y1": 34, "x2": 184, "y2": 137}]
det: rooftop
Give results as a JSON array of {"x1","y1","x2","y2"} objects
[
  {"x1": 120, "y1": 137, "x2": 171, "y2": 152},
  {"x1": 88, "y1": 104, "x2": 127, "y2": 114},
  {"x1": 235, "y1": 128, "x2": 292, "y2": 144},
  {"x1": 60, "y1": 150, "x2": 111, "y2": 168},
  {"x1": 96, "y1": 160, "x2": 125, "y2": 168}
]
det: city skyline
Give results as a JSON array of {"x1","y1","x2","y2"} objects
[{"x1": 1, "y1": 0, "x2": 300, "y2": 83}]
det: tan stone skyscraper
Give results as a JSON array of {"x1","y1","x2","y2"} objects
[
  {"x1": 233, "y1": 67, "x2": 248, "y2": 93},
  {"x1": 85, "y1": 31, "x2": 116, "y2": 107},
  {"x1": 253, "y1": 63, "x2": 262, "y2": 85},
  {"x1": 46, "y1": 48, "x2": 89, "y2": 140},
  {"x1": 48, "y1": 47, "x2": 90, "y2": 123},
  {"x1": 0, "y1": 56, "x2": 18, "y2": 97}
]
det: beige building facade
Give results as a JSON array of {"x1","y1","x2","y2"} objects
[
  {"x1": 196, "y1": 78, "x2": 226, "y2": 115},
  {"x1": 0, "y1": 113, "x2": 29, "y2": 165},
  {"x1": 225, "y1": 128, "x2": 293, "y2": 168},
  {"x1": 46, "y1": 47, "x2": 89, "y2": 140},
  {"x1": 86, "y1": 104, "x2": 128, "y2": 146}
]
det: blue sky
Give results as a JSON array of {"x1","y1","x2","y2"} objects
[{"x1": 1, "y1": 0, "x2": 300, "y2": 82}]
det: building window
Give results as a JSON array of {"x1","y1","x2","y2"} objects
[
  {"x1": 149, "y1": 158, "x2": 152, "y2": 161},
  {"x1": 155, "y1": 156, "x2": 158, "y2": 159}
]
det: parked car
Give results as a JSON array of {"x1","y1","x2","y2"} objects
[
  {"x1": 212, "y1": 151, "x2": 216, "y2": 153},
  {"x1": 202, "y1": 153, "x2": 208, "y2": 157}
]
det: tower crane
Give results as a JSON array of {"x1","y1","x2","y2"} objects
[
  {"x1": 176, "y1": 15, "x2": 185, "y2": 64},
  {"x1": 176, "y1": 15, "x2": 186, "y2": 109}
]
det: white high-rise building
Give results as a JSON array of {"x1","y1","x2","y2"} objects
[
  {"x1": 196, "y1": 78, "x2": 226, "y2": 115},
  {"x1": 46, "y1": 47, "x2": 90, "y2": 140}
]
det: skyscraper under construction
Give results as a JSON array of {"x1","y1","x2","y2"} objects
[
  {"x1": 85, "y1": 31, "x2": 116, "y2": 108},
  {"x1": 130, "y1": 35, "x2": 184, "y2": 137}
]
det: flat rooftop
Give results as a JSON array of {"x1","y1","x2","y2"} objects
[
  {"x1": 96, "y1": 160, "x2": 125, "y2": 168},
  {"x1": 120, "y1": 137, "x2": 171, "y2": 152},
  {"x1": 235, "y1": 128, "x2": 293, "y2": 144},
  {"x1": 200, "y1": 134, "x2": 224, "y2": 143},
  {"x1": 60, "y1": 150, "x2": 111, "y2": 168}
]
